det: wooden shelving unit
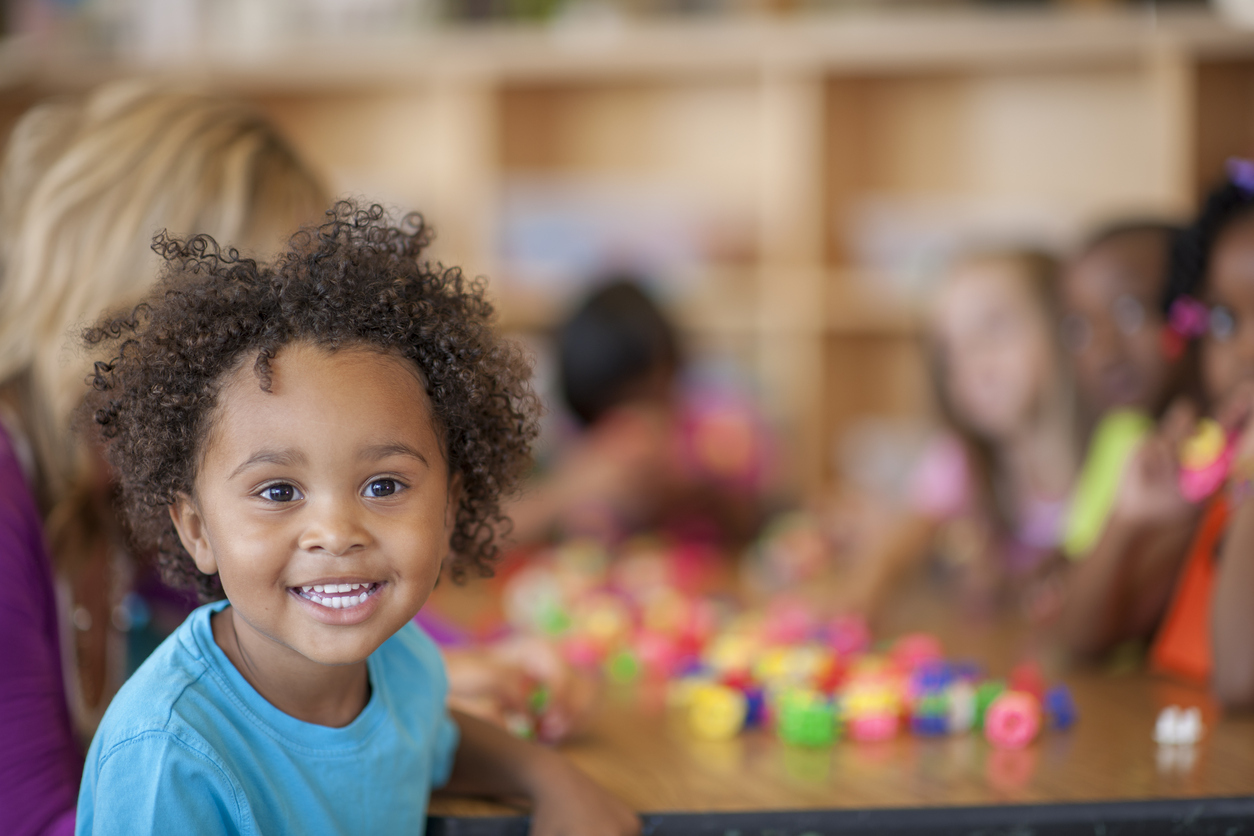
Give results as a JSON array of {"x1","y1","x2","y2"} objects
[{"x1": 5, "y1": 5, "x2": 1254, "y2": 492}]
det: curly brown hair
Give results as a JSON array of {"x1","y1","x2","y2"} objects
[{"x1": 84, "y1": 201, "x2": 540, "y2": 601}]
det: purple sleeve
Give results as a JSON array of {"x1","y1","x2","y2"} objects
[{"x1": 0, "y1": 426, "x2": 81, "y2": 835}]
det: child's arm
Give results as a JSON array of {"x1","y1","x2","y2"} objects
[
  {"x1": 837, "y1": 513, "x2": 938, "y2": 622},
  {"x1": 441, "y1": 710, "x2": 640, "y2": 836},
  {"x1": 1061, "y1": 409, "x2": 1199, "y2": 658},
  {"x1": 1210, "y1": 388, "x2": 1254, "y2": 708},
  {"x1": 1212, "y1": 488, "x2": 1254, "y2": 708}
]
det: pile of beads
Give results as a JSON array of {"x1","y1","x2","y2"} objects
[
  {"x1": 670, "y1": 634, "x2": 1077, "y2": 750},
  {"x1": 498, "y1": 530, "x2": 1077, "y2": 750}
]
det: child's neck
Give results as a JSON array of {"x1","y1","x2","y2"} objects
[{"x1": 210, "y1": 606, "x2": 371, "y2": 728}]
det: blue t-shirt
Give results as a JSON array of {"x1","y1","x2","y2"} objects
[{"x1": 76, "y1": 601, "x2": 459, "y2": 835}]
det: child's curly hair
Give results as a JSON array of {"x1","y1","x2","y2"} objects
[
  {"x1": 1165, "y1": 161, "x2": 1254, "y2": 310},
  {"x1": 84, "y1": 200, "x2": 540, "y2": 602}
]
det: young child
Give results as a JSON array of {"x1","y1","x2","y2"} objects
[
  {"x1": 75, "y1": 203, "x2": 640, "y2": 834},
  {"x1": 843, "y1": 249, "x2": 1078, "y2": 620},
  {"x1": 1063, "y1": 161, "x2": 1254, "y2": 709},
  {"x1": 1059, "y1": 221, "x2": 1183, "y2": 558},
  {"x1": 505, "y1": 278, "x2": 764, "y2": 547}
]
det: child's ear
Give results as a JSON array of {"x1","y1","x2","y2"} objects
[
  {"x1": 169, "y1": 494, "x2": 219, "y2": 576},
  {"x1": 444, "y1": 472, "x2": 462, "y2": 534}
]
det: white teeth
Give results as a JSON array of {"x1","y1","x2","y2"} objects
[{"x1": 300, "y1": 584, "x2": 376, "y2": 609}]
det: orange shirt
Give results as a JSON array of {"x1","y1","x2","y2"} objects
[{"x1": 1150, "y1": 496, "x2": 1229, "y2": 684}]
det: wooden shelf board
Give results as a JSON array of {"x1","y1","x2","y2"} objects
[{"x1": 6, "y1": 7, "x2": 1254, "y2": 95}]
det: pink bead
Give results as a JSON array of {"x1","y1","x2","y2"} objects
[
  {"x1": 891, "y1": 633, "x2": 944, "y2": 673},
  {"x1": 984, "y1": 691, "x2": 1041, "y2": 749},
  {"x1": 847, "y1": 712, "x2": 899, "y2": 742}
]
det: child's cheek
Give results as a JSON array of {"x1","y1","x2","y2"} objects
[{"x1": 1201, "y1": 339, "x2": 1235, "y2": 408}]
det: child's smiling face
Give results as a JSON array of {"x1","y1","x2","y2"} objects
[
  {"x1": 933, "y1": 259, "x2": 1055, "y2": 442},
  {"x1": 171, "y1": 341, "x2": 453, "y2": 668},
  {"x1": 1203, "y1": 217, "x2": 1254, "y2": 408}
]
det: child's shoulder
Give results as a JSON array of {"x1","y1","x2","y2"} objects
[{"x1": 88, "y1": 603, "x2": 229, "y2": 755}]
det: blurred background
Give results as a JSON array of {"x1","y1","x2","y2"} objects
[{"x1": 4, "y1": 0, "x2": 1253, "y2": 501}]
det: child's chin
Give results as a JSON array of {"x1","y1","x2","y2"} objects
[{"x1": 299, "y1": 641, "x2": 377, "y2": 668}]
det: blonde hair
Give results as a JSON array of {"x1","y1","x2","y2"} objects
[{"x1": 0, "y1": 83, "x2": 326, "y2": 554}]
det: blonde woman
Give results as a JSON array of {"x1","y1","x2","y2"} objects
[{"x1": 0, "y1": 84, "x2": 326, "y2": 836}]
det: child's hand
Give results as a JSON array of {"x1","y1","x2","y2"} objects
[
  {"x1": 528, "y1": 755, "x2": 640, "y2": 836},
  {"x1": 1217, "y1": 379, "x2": 1254, "y2": 463},
  {"x1": 1112, "y1": 399, "x2": 1197, "y2": 527},
  {"x1": 444, "y1": 638, "x2": 598, "y2": 744},
  {"x1": 493, "y1": 634, "x2": 598, "y2": 743}
]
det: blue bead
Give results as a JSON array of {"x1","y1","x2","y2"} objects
[
  {"x1": 911, "y1": 714, "x2": 948, "y2": 736},
  {"x1": 1044, "y1": 685, "x2": 1077, "y2": 730}
]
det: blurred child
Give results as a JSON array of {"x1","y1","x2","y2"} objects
[
  {"x1": 1059, "y1": 221, "x2": 1183, "y2": 558},
  {"x1": 1063, "y1": 161, "x2": 1254, "y2": 708},
  {"x1": 506, "y1": 278, "x2": 765, "y2": 547},
  {"x1": 844, "y1": 250, "x2": 1078, "y2": 620},
  {"x1": 76, "y1": 204, "x2": 638, "y2": 834}
]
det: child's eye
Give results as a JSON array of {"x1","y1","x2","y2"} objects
[
  {"x1": 261, "y1": 484, "x2": 300, "y2": 503},
  {"x1": 365, "y1": 479, "x2": 400, "y2": 498},
  {"x1": 1210, "y1": 305, "x2": 1237, "y2": 342}
]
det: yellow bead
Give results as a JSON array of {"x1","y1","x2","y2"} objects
[
  {"x1": 1182, "y1": 419, "x2": 1226, "y2": 470},
  {"x1": 689, "y1": 684, "x2": 748, "y2": 740}
]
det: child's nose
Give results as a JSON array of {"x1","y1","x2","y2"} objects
[{"x1": 297, "y1": 500, "x2": 372, "y2": 556}]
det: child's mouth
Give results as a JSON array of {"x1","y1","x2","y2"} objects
[{"x1": 292, "y1": 582, "x2": 382, "y2": 610}]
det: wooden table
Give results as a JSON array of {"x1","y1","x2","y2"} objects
[{"x1": 427, "y1": 580, "x2": 1254, "y2": 834}]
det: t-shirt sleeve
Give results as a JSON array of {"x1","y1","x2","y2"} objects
[{"x1": 77, "y1": 733, "x2": 248, "y2": 836}]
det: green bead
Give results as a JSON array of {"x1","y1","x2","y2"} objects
[
  {"x1": 778, "y1": 691, "x2": 837, "y2": 747},
  {"x1": 607, "y1": 650, "x2": 641, "y2": 683},
  {"x1": 537, "y1": 603, "x2": 571, "y2": 636},
  {"x1": 974, "y1": 680, "x2": 1006, "y2": 729},
  {"x1": 529, "y1": 686, "x2": 550, "y2": 715}
]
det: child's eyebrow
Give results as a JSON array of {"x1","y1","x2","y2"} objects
[
  {"x1": 360, "y1": 442, "x2": 430, "y2": 468},
  {"x1": 229, "y1": 449, "x2": 306, "y2": 479}
]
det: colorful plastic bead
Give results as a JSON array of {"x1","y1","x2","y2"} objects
[
  {"x1": 826, "y1": 614, "x2": 872, "y2": 657},
  {"x1": 606, "y1": 649, "x2": 642, "y2": 684},
  {"x1": 1154, "y1": 705, "x2": 1204, "y2": 745},
  {"x1": 1008, "y1": 662, "x2": 1046, "y2": 701},
  {"x1": 946, "y1": 680, "x2": 976, "y2": 734},
  {"x1": 743, "y1": 686, "x2": 768, "y2": 728},
  {"x1": 973, "y1": 679, "x2": 1006, "y2": 729},
  {"x1": 1043, "y1": 685, "x2": 1077, "y2": 730},
  {"x1": 689, "y1": 684, "x2": 748, "y2": 741},
  {"x1": 777, "y1": 689, "x2": 837, "y2": 747},
  {"x1": 1179, "y1": 419, "x2": 1235, "y2": 503},
  {"x1": 891, "y1": 633, "x2": 944, "y2": 673},
  {"x1": 847, "y1": 711, "x2": 898, "y2": 742},
  {"x1": 984, "y1": 691, "x2": 1042, "y2": 749}
]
